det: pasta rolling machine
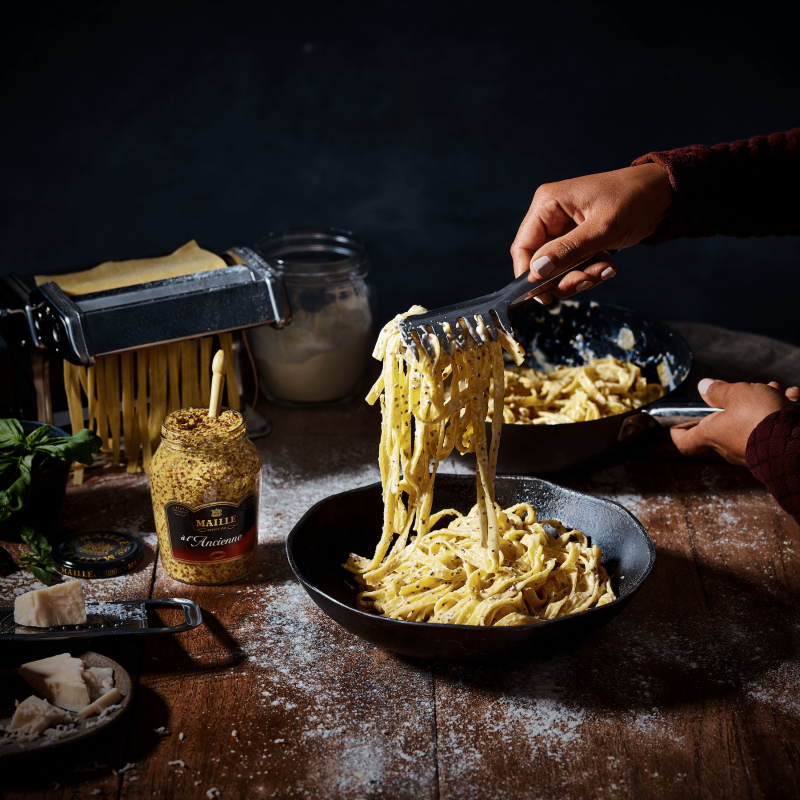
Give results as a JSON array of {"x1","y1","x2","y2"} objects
[{"x1": 0, "y1": 246, "x2": 291, "y2": 368}]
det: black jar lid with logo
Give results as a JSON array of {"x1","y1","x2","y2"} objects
[{"x1": 52, "y1": 531, "x2": 144, "y2": 579}]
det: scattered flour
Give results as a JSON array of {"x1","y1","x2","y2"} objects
[
  {"x1": 85, "y1": 601, "x2": 146, "y2": 622},
  {"x1": 746, "y1": 662, "x2": 800, "y2": 716}
]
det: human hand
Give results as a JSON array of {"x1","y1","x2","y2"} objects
[
  {"x1": 510, "y1": 163, "x2": 674, "y2": 304},
  {"x1": 670, "y1": 378, "x2": 797, "y2": 466}
]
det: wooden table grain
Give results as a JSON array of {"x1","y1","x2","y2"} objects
[{"x1": 2, "y1": 322, "x2": 799, "y2": 800}]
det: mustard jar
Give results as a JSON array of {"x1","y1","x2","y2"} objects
[{"x1": 149, "y1": 407, "x2": 261, "y2": 585}]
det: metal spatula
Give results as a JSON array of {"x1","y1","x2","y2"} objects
[{"x1": 398, "y1": 250, "x2": 617, "y2": 359}]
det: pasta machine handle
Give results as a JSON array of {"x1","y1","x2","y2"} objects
[{"x1": 0, "y1": 273, "x2": 45, "y2": 351}]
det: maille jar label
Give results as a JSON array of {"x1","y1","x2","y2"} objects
[{"x1": 164, "y1": 494, "x2": 258, "y2": 564}]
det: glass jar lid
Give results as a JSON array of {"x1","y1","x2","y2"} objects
[
  {"x1": 53, "y1": 530, "x2": 144, "y2": 579},
  {"x1": 255, "y1": 227, "x2": 370, "y2": 284}
]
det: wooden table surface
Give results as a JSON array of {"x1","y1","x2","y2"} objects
[{"x1": 2, "y1": 322, "x2": 799, "y2": 800}]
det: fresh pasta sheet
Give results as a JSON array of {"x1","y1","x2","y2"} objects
[
  {"x1": 490, "y1": 358, "x2": 664, "y2": 425},
  {"x1": 344, "y1": 308, "x2": 617, "y2": 626}
]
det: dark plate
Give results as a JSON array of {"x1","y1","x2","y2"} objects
[{"x1": 287, "y1": 474, "x2": 655, "y2": 659}]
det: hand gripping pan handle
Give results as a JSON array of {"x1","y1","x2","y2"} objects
[
  {"x1": 619, "y1": 397, "x2": 800, "y2": 442},
  {"x1": 619, "y1": 398, "x2": 723, "y2": 441}
]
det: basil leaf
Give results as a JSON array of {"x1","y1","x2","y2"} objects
[
  {"x1": 20, "y1": 525, "x2": 51, "y2": 559},
  {"x1": 0, "y1": 455, "x2": 18, "y2": 483},
  {"x1": 0, "y1": 456, "x2": 31, "y2": 517},
  {"x1": 34, "y1": 432, "x2": 69, "y2": 448},
  {"x1": 25, "y1": 425, "x2": 53, "y2": 450},
  {"x1": 28, "y1": 563, "x2": 55, "y2": 586},
  {"x1": 35, "y1": 428, "x2": 103, "y2": 466},
  {"x1": 0, "y1": 440, "x2": 19, "y2": 456},
  {"x1": 0, "y1": 545, "x2": 14, "y2": 568},
  {"x1": 0, "y1": 419, "x2": 24, "y2": 447},
  {"x1": 0, "y1": 419, "x2": 24, "y2": 456}
]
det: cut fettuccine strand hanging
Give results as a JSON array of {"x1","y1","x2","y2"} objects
[{"x1": 63, "y1": 333, "x2": 239, "y2": 483}]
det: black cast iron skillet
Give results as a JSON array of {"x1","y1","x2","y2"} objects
[
  {"x1": 287, "y1": 474, "x2": 655, "y2": 660},
  {"x1": 487, "y1": 299, "x2": 701, "y2": 474}
]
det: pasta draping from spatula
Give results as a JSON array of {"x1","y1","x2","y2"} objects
[{"x1": 343, "y1": 308, "x2": 617, "y2": 626}]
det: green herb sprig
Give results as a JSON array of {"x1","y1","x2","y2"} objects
[
  {"x1": 0, "y1": 419, "x2": 102, "y2": 524},
  {"x1": 18, "y1": 525, "x2": 58, "y2": 585},
  {"x1": 0, "y1": 419, "x2": 102, "y2": 584}
]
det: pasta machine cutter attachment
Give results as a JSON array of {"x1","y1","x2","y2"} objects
[{"x1": 399, "y1": 250, "x2": 618, "y2": 361}]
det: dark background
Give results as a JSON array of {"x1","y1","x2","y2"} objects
[{"x1": 2, "y1": 0, "x2": 798, "y2": 345}]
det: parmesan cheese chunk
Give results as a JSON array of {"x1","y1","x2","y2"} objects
[
  {"x1": 81, "y1": 666, "x2": 115, "y2": 701},
  {"x1": 78, "y1": 687, "x2": 123, "y2": 717},
  {"x1": 8, "y1": 695, "x2": 70, "y2": 734},
  {"x1": 14, "y1": 580, "x2": 87, "y2": 627},
  {"x1": 19, "y1": 653, "x2": 90, "y2": 712}
]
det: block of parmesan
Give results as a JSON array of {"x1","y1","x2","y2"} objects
[
  {"x1": 19, "y1": 653, "x2": 90, "y2": 712},
  {"x1": 14, "y1": 580, "x2": 87, "y2": 627},
  {"x1": 78, "y1": 687, "x2": 123, "y2": 717},
  {"x1": 81, "y1": 666, "x2": 115, "y2": 702},
  {"x1": 8, "y1": 695, "x2": 70, "y2": 734}
]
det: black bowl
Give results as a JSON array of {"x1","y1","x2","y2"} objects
[
  {"x1": 0, "y1": 421, "x2": 72, "y2": 540},
  {"x1": 286, "y1": 474, "x2": 655, "y2": 659}
]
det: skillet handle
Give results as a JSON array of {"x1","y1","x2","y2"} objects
[
  {"x1": 620, "y1": 397, "x2": 800, "y2": 442},
  {"x1": 618, "y1": 398, "x2": 722, "y2": 442},
  {"x1": 642, "y1": 397, "x2": 724, "y2": 426}
]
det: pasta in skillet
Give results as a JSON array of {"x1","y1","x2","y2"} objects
[
  {"x1": 490, "y1": 358, "x2": 664, "y2": 425},
  {"x1": 343, "y1": 309, "x2": 616, "y2": 626}
]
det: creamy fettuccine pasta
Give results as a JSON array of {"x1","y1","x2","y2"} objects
[
  {"x1": 490, "y1": 358, "x2": 664, "y2": 425},
  {"x1": 343, "y1": 308, "x2": 616, "y2": 626}
]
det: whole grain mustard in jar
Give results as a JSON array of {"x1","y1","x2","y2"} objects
[{"x1": 149, "y1": 407, "x2": 262, "y2": 585}]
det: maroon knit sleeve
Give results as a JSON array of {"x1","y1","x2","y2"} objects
[
  {"x1": 746, "y1": 408, "x2": 800, "y2": 525},
  {"x1": 632, "y1": 128, "x2": 800, "y2": 244}
]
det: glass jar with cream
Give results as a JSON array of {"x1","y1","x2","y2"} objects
[{"x1": 247, "y1": 228, "x2": 374, "y2": 405}]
